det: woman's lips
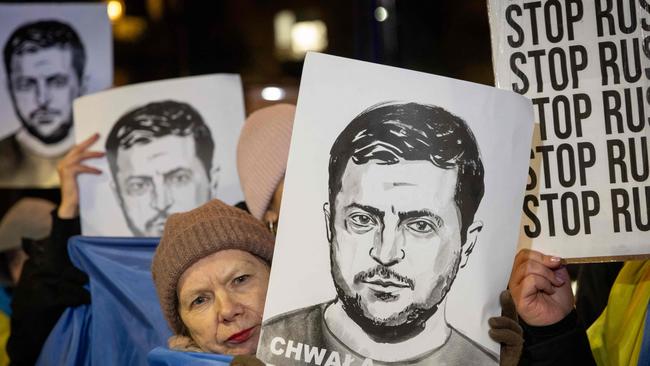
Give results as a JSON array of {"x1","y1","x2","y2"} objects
[{"x1": 226, "y1": 326, "x2": 256, "y2": 344}]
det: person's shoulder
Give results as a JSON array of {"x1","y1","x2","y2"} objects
[{"x1": 444, "y1": 327, "x2": 498, "y2": 365}]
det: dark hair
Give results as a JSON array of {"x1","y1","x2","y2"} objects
[
  {"x1": 4, "y1": 20, "x2": 86, "y2": 80},
  {"x1": 105, "y1": 100, "x2": 215, "y2": 179},
  {"x1": 328, "y1": 102, "x2": 484, "y2": 244}
]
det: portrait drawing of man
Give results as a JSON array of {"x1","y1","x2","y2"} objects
[
  {"x1": 259, "y1": 102, "x2": 496, "y2": 365},
  {"x1": 3, "y1": 19, "x2": 85, "y2": 157},
  {"x1": 105, "y1": 100, "x2": 219, "y2": 237}
]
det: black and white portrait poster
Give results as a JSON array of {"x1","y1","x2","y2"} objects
[
  {"x1": 0, "y1": 3, "x2": 112, "y2": 188},
  {"x1": 74, "y1": 74, "x2": 245, "y2": 237},
  {"x1": 489, "y1": 1, "x2": 650, "y2": 259},
  {"x1": 257, "y1": 53, "x2": 534, "y2": 366}
]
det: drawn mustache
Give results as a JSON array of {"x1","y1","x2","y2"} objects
[
  {"x1": 354, "y1": 265, "x2": 415, "y2": 290},
  {"x1": 145, "y1": 210, "x2": 170, "y2": 233},
  {"x1": 29, "y1": 107, "x2": 61, "y2": 121}
]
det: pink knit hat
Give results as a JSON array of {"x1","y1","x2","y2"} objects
[{"x1": 237, "y1": 104, "x2": 295, "y2": 220}]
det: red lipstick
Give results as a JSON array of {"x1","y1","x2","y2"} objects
[{"x1": 226, "y1": 326, "x2": 256, "y2": 344}]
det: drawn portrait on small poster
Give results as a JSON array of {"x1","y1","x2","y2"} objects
[
  {"x1": 74, "y1": 74, "x2": 244, "y2": 237},
  {"x1": 257, "y1": 53, "x2": 534, "y2": 365},
  {"x1": 0, "y1": 4, "x2": 112, "y2": 188}
]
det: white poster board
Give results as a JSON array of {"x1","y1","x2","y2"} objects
[
  {"x1": 0, "y1": 3, "x2": 112, "y2": 187},
  {"x1": 489, "y1": 0, "x2": 650, "y2": 260},
  {"x1": 74, "y1": 74, "x2": 245, "y2": 237},
  {"x1": 257, "y1": 53, "x2": 533, "y2": 365}
]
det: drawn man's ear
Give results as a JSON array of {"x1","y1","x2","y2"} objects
[
  {"x1": 323, "y1": 202, "x2": 332, "y2": 242},
  {"x1": 209, "y1": 166, "x2": 220, "y2": 198},
  {"x1": 460, "y1": 221, "x2": 483, "y2": 268}
]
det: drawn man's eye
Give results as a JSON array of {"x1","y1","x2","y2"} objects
[
  {"x1": 347, "y1": 213, "x2": 377, "y2": 233},
  {"x1": 406, "y1": 219, "x2": 436, "y2": 234},
  {"x1": 48, "y1": 75, "x2": 69, "y2": 88},
  {"x1": 167, "y1": 170, "x2": 193, "y2": 187},
  {"x1": 126, "y1": 179, "x2": 152, "y2": 196},
  {"x1": 14, "y1": 78, "x2": 35, "y2": 91}
]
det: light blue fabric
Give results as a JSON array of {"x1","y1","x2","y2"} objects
[
  {"x1": 638, "y1": 298, "x2": 650, "y2": 366},
  {"x1": 147, "y1": 347, "x2": 234, "y2": 365},
  {"x1": 36, "y1": 236, "x2": 172, "y2": 366}
]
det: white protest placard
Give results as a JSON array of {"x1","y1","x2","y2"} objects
[
  {"x1": 489, "y1": 0, "x2": 650, "y2": 260},
  {"x1": 74, "y1": 74, "x2": 244, "y2": 237},
  {"x1": 0, "y1": 3, "x2": 112, "y2": 187},
  {"x1": 257, "y1": 53, "x2": 534, "y2": 365}
]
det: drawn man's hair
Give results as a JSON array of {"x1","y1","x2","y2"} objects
[
  {"x1": 328, "y1": 102, "x2": 484, "y2": 244},
  {"x1": 3, "y1": 20, "x2": 86, "y2": 80},
  {"x1": 105, "y1": 100, "x2": 215, "y2": 181}
]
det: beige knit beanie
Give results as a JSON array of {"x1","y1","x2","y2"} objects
[
  {"x1": 237, "y1": 104, "x2": 295, "y2": 220},
  {"x1": 151, "y1": 199, "x2": 275, "y2": 334}
]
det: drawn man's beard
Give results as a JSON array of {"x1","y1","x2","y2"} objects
[
  {"x1": 21, "y1": 111, "x2": 72, "y2": 145},
  {"x1": 330, "y1": 251, "x2": 462, "y2": 343},
  {"x1": 121, "y1": 206, "x2": 170, "y2": 237}
]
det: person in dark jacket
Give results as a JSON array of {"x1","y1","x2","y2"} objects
[{"x1": 7, "y1": 133, "x2": 103, "y2": 366}]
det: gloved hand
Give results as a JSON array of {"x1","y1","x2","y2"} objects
[
  {"x1": 231, "y1": 354, "x2": 265, "y2": 366},
  {"x1": 489, "y1": 290, "x2": 524, "y2": 366}
]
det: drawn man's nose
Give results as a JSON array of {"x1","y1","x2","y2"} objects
[
  {"x1": 370, "y1": 227, "x2": 405, "y2": 266},
  {"x1": 150, "y1": 184, "x2": 174, "y2": 211},
  {"x1": 35, "y1": 83, "x2": 51, "y2": 106}
]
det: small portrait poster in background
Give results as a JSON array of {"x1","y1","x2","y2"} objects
[
  {"x1": 74, "y1": 74, "x2": 245, "y2": 237},
  {"x1": 257, "y1": 53, "x2": 534, "y2": 365},
  {"x1": 489, "y1": 0, "x2": 650, "y2": 260},
  {"x1": 0, "y1": 3, "x2": 112, "y2": 188}
]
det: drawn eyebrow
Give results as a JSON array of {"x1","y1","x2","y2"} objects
[
  {"x1": 125, "y1": 175, "x2": 152, "y2": 183},
  {"x1": 345, "y1": 203, "x2": 384, "y2": 220},
  {"x1": 398, "y1": 209, "x2": 444, "y2": 227},
  {"x1": 164, "y1": 167, "x2": 192, "y2": 180}
]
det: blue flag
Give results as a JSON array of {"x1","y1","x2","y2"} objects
[{"x1": 36, "y1": 236, "x2": 172, "y2": 365}]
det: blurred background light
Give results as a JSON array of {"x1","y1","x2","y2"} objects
[
  {"x1": 374, "y1": 6, "x2": 388, "y2": 22},
  {"x1": 290, "y1": 20, "x2": 328, "y2": 56},
  {"x1": 107, "y1": 0, "x2": 125, "y2": 22},
  {"x1": 261, "y1": 86, "x2": 286, "y2": 101},
  {"x1": 274, "y1": 10, "x2": 296, "y2": 56}
]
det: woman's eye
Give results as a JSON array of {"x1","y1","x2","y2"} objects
[
  {"x1": 233, "y1": 274, "x2": 250, "y2": 285},
  {"x1": 406, "y1": 220, "x2": 435, "y2": 234},
  {"x1": 191, "y1": 296, "x2": 207, "y2": 307}
]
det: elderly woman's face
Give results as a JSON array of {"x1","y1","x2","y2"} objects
[{"x1": 177, "y1": 249, "x2": 270, "y2": 355}]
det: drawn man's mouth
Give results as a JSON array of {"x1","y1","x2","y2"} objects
[
  {"x1": 362, "y1": 278, "x2": 411, "y2": 289},
  {"x1": 30, "y1": 110, "x2": 60, "y2": 124}
]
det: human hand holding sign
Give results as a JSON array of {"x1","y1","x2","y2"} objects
[
  {"x1": 508, "y1": 249, "x2": 574, "y2": 326},
  {"x1": 57, "y1": 133, "x2": 104, "y2": 219}
]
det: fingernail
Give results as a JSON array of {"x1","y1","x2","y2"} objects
[
  {"x1": 555, "y1": 275, "x2": 565, "y2": 284},
  {"x1": 550, "y1": 256, "x2": 561, "y2": 263}
]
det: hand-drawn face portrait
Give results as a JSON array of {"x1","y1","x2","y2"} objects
[
  {"x1": 4, "y1": 20, "x2": 85, "y2": 145},
  {"x1": 105, "y1": 101, "x2": 218, "y2": 237},
  {"x1": 324, "y1": 102, "x2": 485, "y2": 342},
  {"x1": 258, "y1": 101, "x2": 493, "y2": 365}
]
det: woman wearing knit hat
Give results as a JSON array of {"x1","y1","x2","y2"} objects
[
  {"x1": 151, "y1": 198, "x2": 275, "y2": 356},
  {"x1": 237, "y1": 103, "x2": 295, "y2": 234}
]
